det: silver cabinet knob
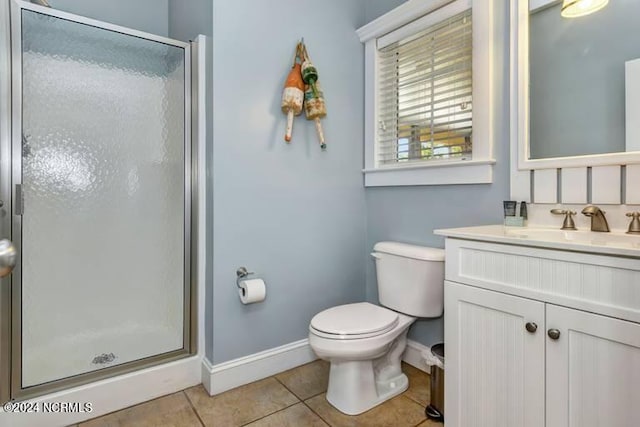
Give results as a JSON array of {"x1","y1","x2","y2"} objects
[
  {"x1": 525, "y1": 322, "x2": 538, "y2": 333},
  {"x1": 0, "y1": 239, "x2": 16, "y2": 278},
  {"x1": 548, "y1": 329, "x2": 561, "y2": 340}
]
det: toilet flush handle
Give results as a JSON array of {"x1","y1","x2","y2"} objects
[{"x1": 370, "y1": 252, "x2": 382, "y2": 259}]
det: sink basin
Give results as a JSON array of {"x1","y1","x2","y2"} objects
[
  {"x1": 434, "y1": 225, "x2": 640, "y2": 257},
  {"x1": 505, "y1": 228, "x2": 640, "y2": 249}
]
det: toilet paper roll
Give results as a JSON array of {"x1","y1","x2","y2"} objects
[{"x1": 238, "y1": 279, "x2": 266, "y2": 304}]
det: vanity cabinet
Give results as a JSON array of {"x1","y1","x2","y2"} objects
[
  {"x1": 442, "y1": 236, "x2": 640, "y2": 427},
  {"x1": 445, "y1": 282, "x2": 545, "y2": 427},
  {"x1": 545, "y1": 305, "x2": 640, "y2": 427}
]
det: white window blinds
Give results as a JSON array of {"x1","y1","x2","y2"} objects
[{"x1": 377, "y1": 8, "x2": 473, "y2": 166}]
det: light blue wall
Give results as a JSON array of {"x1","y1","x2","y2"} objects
[
  {"x1": 364, "y1": 0, "x2": 407, "y2": 23},
  {"x1": 168, "y1": 0, "x2": 213, "y2": 41},
  {"x1": 364, "y1": 0, "x2": 512, "y2": 347},
  {"x1": 211, "y1": 0, "x2": 368, "y2": 363},
  {"x1": 50, "y1": 0, "x2": 169, "y2": 36}
]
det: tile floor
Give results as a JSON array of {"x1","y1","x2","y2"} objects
[{"x1": 76, "y1": 361, "x2": 442, "y2": 427}]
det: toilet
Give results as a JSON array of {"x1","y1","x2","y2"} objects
[{"x1": 308, "y1": 241, "x2": 445, "y2": 415}]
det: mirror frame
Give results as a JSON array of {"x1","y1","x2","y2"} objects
[{"x1": 512, "y1": 0, "x2": 640, "y2": 170}]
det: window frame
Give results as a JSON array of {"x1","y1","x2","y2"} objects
[{"x1": 358, "y1": 0, "x2": 496, "y2": 186}]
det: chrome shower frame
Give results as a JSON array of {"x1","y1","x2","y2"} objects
[{"x1": 0, "y1": 0, "x2": 198, "y2": 402}]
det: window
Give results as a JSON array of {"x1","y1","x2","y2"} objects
[
  {"x1": 378, "y1": 9, "x2": 473, "y2": 166},
  {"x1": 358, "y1": 0, "x2": 496, "y2": 187}
]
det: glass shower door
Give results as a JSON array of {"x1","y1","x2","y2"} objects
[{"x1": 11, "y1": 3, "x2": 192, "y2": 395}]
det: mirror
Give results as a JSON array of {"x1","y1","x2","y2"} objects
[
  {"x1": 528, "y1": 0, "x2": 640, "y2": 160},
  {"x1": 508, "y1": 0, "x2": 640, "y2": 170}
]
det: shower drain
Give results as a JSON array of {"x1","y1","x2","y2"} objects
[{"x1": 92, "y1": 353, "x2": 117, "y2": 365}]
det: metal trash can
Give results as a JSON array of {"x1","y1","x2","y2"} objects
[{"x1": 426, "y1": 343, "x2": 444, "y2": 422}]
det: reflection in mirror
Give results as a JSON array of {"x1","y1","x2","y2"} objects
[
  {"x1": 529, "y1": 0, "x2": 640, "y2": 160},
  {"x1": 560, "y1": 0, "x2": 609, "y2": 18}
]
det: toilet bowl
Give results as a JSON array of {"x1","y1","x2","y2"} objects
[
  {"x1": 308, "y1": 242, "x2": 445, "y2": 415},
  {"x1": 309, "y1": 302, "x2": 416, "y2": 415}
]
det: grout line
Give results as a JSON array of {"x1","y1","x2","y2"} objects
[
  {"x1": 397, "y1": 393, "x2": 429, "y2": 411},
  {"x1": 271, "y1": 365, "x2": 329, "y2": 406},
  {"x1": 304, "y1": 390, "x2": 326, "y2": 400},
  {"x1": 403, "y1": 392, "x2": 427, "y2": 407},
  {"x1": 186, "y1": 378, "x2": 301, "y2": 427},
  {"x1": 182, "y1": 390, "x2": 207, "y2": 427},
  {"x1": 238, "y1": 401, "x2": 301, "y2": 427},
  {"x1": 301, "y1": 399, "x2": 335, "y2": 427},
  {"x1": 401, "y1": 364, "x2": 431, "y2": 408},
  {"x1": 272, "y1": 375, "x2": 305, "y2": 402},
  {"x1": 271, "y1": 365, "x2": 334, "y2": 425}
]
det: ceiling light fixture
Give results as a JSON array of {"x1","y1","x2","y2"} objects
[{"x1": 561, "y1": 0, "x2": 609, "y2": 18}]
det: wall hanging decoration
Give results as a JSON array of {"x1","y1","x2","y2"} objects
[
  {"x1": 279, "y1": 40, "x2": 327, "y2": 150},
  {"x1": 281, "y1": 42, "x2": 305, "y2": 143},
  {"x1": 300, "y1": 43, "x2": 327, "y2": 150}
]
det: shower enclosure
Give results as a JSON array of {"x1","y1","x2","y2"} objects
[{"x1": 0, "y1": 0, "x2": 197, "y2": 402}]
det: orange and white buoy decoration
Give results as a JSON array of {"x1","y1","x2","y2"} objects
[{"x1": 281, "y1": 44, "x2": 305, "y2": 143}]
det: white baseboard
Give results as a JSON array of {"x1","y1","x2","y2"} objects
[
  {"x1": 0, "y1": 355, "x2": 202, "y2": 427},
  {"x1": 403, "y1": 339, "x2": 431, "y2": 373},
  {"x1": 202, "y1": 339, "x2": 317, "y2": 395},
  {"x1": 202, "y1": 338, "x2": 433, "y2": 396}
]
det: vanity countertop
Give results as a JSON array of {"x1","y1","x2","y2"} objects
[{"x1": 435, "y1": 225, "x2": 640, "y2": 258}]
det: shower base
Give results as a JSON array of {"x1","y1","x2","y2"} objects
[{"x1": 22, "y1": 324, "x2": 182, "y2": 388}]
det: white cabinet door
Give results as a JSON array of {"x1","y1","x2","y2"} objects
[
  {"x1": 445, "y1": 281, "x2": 545, "y2": 427},
  {"x1": 546, "y1": 304, "x2": 640, "y2": 427}
]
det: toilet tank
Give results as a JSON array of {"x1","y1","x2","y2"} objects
[{"x1": 372, "y1": 242, "x2": 445, "y2": 318}]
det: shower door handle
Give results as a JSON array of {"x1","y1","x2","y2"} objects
[{"x1": 0, "y1": 239, "x2": 16, "y2": 278}]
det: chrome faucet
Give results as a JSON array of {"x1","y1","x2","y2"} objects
[{"x1": 581, "y1": 205, "x2": 610, "y2": 232}]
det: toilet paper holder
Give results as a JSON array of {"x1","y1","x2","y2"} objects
[{"x1": 236, "y1": 266, "x2": 255, "y2": 288}]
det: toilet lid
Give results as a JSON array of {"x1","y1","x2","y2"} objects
[{"x1": 310, "y1": 302, "x2": 398, "y2": 337}]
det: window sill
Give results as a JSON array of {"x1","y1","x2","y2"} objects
[{"x1": 363, "y1": 159, "x2": 495, "y2": 187}]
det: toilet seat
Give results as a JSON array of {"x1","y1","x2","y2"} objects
[{"x1": 310, "y1": 302, "x2": 399, "y2": 340}]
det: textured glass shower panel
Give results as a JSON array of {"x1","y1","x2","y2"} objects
[{"x1": 20, "y1": 10, "x2": 185, "y2": 387}]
